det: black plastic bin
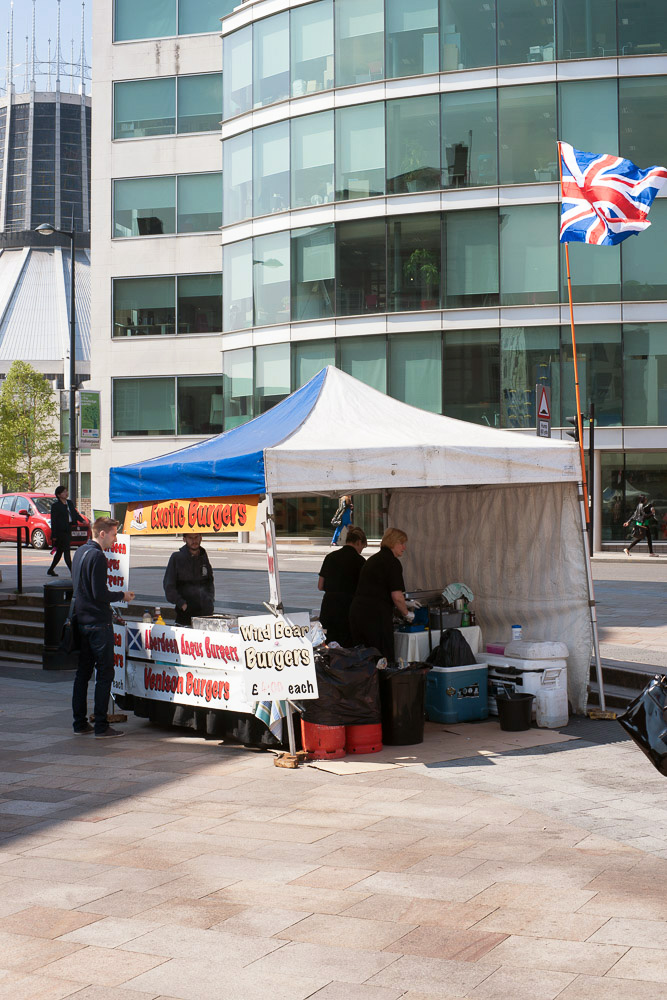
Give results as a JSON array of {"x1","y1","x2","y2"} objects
[
  {"x1": 496, "y1": 692, "x2": 534, "y2": 732},
  {"x1": 379, "y1": 663, "x2": 431, "y2": 746},
  {"x1": 43, "y1": 582, "x2": 77, "y2": 670}
]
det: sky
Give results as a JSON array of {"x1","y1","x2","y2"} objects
[{"x1": 0, "y1": 0, "x2": 91, "y2": 88}]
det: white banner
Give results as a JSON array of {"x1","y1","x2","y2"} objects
[
  {"x1": 112, "y1": 622, "x2": 126, "y2": 696},
  {"x1": 125, "y1": 659, "x2": 254, "y2": 714},
  {"x1": 107, "y1": 534, "x2": 130, "y2": 608},
  {"x1": 238, "y1": 614, "x2": 318, "y2": 702}
]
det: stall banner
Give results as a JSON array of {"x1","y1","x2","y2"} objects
[
  {"x1": 123, "y1": 497, "x2": 259, "y2": 535},
  {"x1": 125, "y1": 622, "x2": 244, "y2": 670},
  {"x1": 112, "y1": 622, "x2": 126, "y2": 695},
  {"x1": 125, "y1": 659, "x2": 254, "y2": 714},
  {"x1": 238, "y1": 614, "x2": 319, "y2": 702},
  {"x1": 107, "y1": 534, "x2": 130, "y2": 608}
]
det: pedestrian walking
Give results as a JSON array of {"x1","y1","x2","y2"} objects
[
  {"x1": 624, "y1": 496, "x2": 659, "y2": 557},
  {"x1": 47, "y1": 485, "x2": 85, "y2": 576},
  {"x1": 330, "y1": 495, "x2": 353, "y2": 546}
]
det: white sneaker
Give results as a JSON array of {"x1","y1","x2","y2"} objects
[{"x1": 623, "y1": 548, "x2": 630, "y2": 556}]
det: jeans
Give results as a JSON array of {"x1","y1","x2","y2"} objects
[{"x1": 72, "y1": 622, "x2": 115, "y2": 734}]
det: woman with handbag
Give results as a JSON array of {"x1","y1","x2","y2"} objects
[
  {"x1": 623, "y1": 497, "x2": 658, "y2": 557},
  {"x1": 330, "y1": 495, "x2": 353, "y2": 546}
]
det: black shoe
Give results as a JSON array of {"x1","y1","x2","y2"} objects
[
  {"x1": 74, "y1": 723, "x2": 94, "y2": 735},
  {"x1": 47, "y1": 569, "x2": 58, "y2": 576},
  {"x1": 95, "y1": 726, "x2": 125, "y2": 739}
]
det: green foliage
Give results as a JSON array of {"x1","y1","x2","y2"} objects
[
  {"x1": 0, "y1": 361, "x2": 62, "y2": 491},
  {"x1": 403, "y1": 248, "x2": 440, "y2": 297}
]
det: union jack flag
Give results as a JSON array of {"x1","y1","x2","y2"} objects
[{"x1": 559, "y1": 141, "x2": 667, "y2": 246}]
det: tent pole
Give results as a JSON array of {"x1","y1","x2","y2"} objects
[
  {"x1": 577, "y1": 481, "x2": 606, "y2": 712},
  {"x1": 382, "y1": 490, "x2": 389, "y2": 533},
  {"x1": 264, "y1": 493, "x2": 296, "y2": 754}
]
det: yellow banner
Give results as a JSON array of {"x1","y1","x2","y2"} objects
[{"x1": 123, "y1": 496, "x2": 259, "y2": 536}]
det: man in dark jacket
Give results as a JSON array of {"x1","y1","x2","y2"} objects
[
  {"x1": 71, "y1": 517, "x2": 135, "y2": 737},
  {"x1": 163, "y1": 533, "x2": 215, "y2": 626},
  {"x1": 48, "y1": 485, "x2": 85, "y2": 576}
]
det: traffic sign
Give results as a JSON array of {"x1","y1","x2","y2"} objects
[{"x1": 536, "y1": 385, "x2": 551, "y2": 438}]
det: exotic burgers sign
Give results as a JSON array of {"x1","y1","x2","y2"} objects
[{"x1": 123, "y1": 496, "x2": 259, "y2": 535}]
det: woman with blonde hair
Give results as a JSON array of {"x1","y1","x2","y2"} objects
[{"x1": 349, "y1": 527, "x2": 410, "y2": 659}]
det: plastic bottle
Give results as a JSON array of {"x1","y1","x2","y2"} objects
[
  {"x1": 461, "y1": 601, "x2": 471, "y2": 626},
  {"x1": 511, "y1": 624, "x2": 522, "y2": 642},
  {"x1": 154, "y1": 607, "x2": 165, "y2": 625},
  {"x1": 142, "y1": 609, "x2": 152, "y2": 624}
]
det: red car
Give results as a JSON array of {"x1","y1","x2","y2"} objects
[{"x1": 0, "y1": 492, "x2": 91, "y2": 549}]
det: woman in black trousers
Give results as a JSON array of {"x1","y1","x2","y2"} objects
[{"x1": 349, "y1": 527, "x2": 411, "y2": 660}]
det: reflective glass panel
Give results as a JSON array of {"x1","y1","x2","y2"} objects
[
  {"x1": 561, "y1": 324, "x2": 622, "y2": 426},
  {"x1": 600, "y1": 451, "x2": 632, "y2": 541},
  {"x1": 178, "y1": 0, "x2": 234, "y2": 34},
  {"x1": 177, "y1": 74, "x2": 222, "y2": 133},
  {"x1": 557, "y1": 0, "x2": 616, "y2": 59},
  {"x1": 497, "y1": 0, "x2": 555, "y2": 66},
  {"x1": 335, "y1": 0, "x2": 384, "y2": 87},
  {"x1": 114, "y1": 0, "x2": 176, "y2": 41},
  {"x1": 177, "y1": 173, "x2": 222, "y2": 232},
  {"x1": 618, "y1": 0, "x2": 667, "y2": 56},
  {"x1": 388, "y1": 214, "x2": 441, "y2": 311},
  {"x1": 223, "y1": 348, "x2": 253, "y2": 428},
  {"x1": 445, "y1": 208, "x2": 499, "y2": 308},
  {"x1": 500, "y1": 326, "x2": 560, "y2": 429},
  {"x1": 339, "y1": 335, "x2": 387, "y2": 391},
  {"x1": 440, "y1": 0, "x2": 496, "y2": 70},
  {"x1": 114, "y1": 78, "x2": 175, "y2": 139},
  {"x1": 177, "y1": 376, "x2": 224, "y2": 435},
  {"x1": 386, "y1": 95, "x2": 440, "y2": 194},
  {"x1": 254, "y1": 343, "x2": 291, "y2": 414},
  {"x1": 442, "y1": 88, "x2": 497, "y2": 187},
  {"x1": 291, "y1": 225, "x2": 335, "y2": 321},
  {"x1": 223, "y1": 132, "x2": 252, "y2": 225},
  {"x1": 253, "y1": 121, "x2": 290, "y2": 217},
  {"x1": 622, "y1": 199, "x2": 667, "y2": 301},
  {"x1": 293, "y1": 340, "x2": 336, "y2": 388},
  {"x1": 113, "y1": 176, "x2": 175, "y2": 237},
  {"x1": 253, "y1": 13, "x2": 290, "y2": 108},
  {"x1": 336, "y1": 218, "x2": 387, "y2": 315},
  {"x1": 177, "y1": 274, "x2": 222, "y2": 334},
  {"x1": 623, "y1": 324, "x2": 667, "y2": 426},
  {"x1": 443, "y1": 329, "x2": 500, "y2": 425},
  {"x1": 253, "y1": 231, "x2": 291, "y2": 326},
  {"x1": 389, "y1": 332, "x2": 442, "y2": 412},
  {"x1": 223, "y1": 239, "x2": 253, "y2": 331},
  {"x1": 619, "y1": 77, "x2": 667, "y2": 169},
  {"x1": 386, "y1": 0, "x2": 439, "y2": 79},
  {"x1": 291, "y1": 0, "x2": 334, "y2": 96},
  {"x1": 223, "y1": 26, "x2": 252, "y2": 119},
  {"x1": 498, "y1": 83, "x2": 557, "y2": 184},
  {"x1": 113, "y1": 378, "x2": 175, "y2": 436},
  {"x1": 560, "y1": 242, "x2": 620, "y2": 303},
  {"x1": 499, "y1": 204, "x2": 558, "y2": 305},
  {"x1": 291, "y1": 111, "x2": 334, "y2": 208},
  {"x1": 559, "y1": 78, "x2": 618, "y2": 155},
  {"x1": 113, "y1": 276, "x2": 175, "y2": 337},
  {"x1": 336, "y1": 103, "x2": 385, "y2": 200}
]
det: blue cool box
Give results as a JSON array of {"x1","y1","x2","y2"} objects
[{"x1": 425, "y1": 663, "x2": 489, "y2": 724}]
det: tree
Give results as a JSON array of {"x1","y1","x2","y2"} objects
[{"x1": 0, "y1": 361, "x2": 63, "y2": 491}]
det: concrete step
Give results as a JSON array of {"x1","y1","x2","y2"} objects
[
  {"x1": 0, "y1": 633, "x2": 43, "y2": 655},
  {"x1": 0, "y1": 648, "x2": 44, "y2": 667},
  {"x1": 0, "y1": 604, "x2": 44, "y2": 623},
  {"x1": 588, "y1": 658, "x2": 658, "y2": 711},
  {"x1": 0, "y1": 593, "x2": 44, "y2": 608},
  {"x1": 0, "y1": 617, "x2": 43, "y2": 638}
]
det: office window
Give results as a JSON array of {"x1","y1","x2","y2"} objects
[
  {"x1": 443, "y1": 329, "x2": 500, "y2": 425},
  {"x1": 223, "y1": 348, "x2": 254, "y2": 428},
  {"x1": 561, "y1": 324, "x2": 622, "y2": 426},
  {"x1": 114, "y1": 0, "x2": 176, "y2": 41},
  {"x1": 177, "y1": 274, "x2": 222, "y2": 334},
  {"x1": 389, "y1": 332, "x2": 442, "y2": 412},
  {"x1": 387, "y1": 95, "x2": 440, "y2": 194},
  {"x1": 340, "y1": 335, "x2": 387, "y2": 392},
  {"x1": 619, "y1": 76, "x2": 667, "y2": 170},
  {"x1": 113, "y1": 378, "x2": 175, "y2": 436},
  {"x1": 223, "y1": 26, "x2": 252, "y2": 119},
  {"x1": 177, "y1": 376, "x2": 224, "y2": 435},
  {"x1": 559, "y1": 78, "x2": 618, "y2": 155},
  {"x1": 336, "y1": 103, "x2": 385, "y2": 200},
  {"x1": 254, "y1": 13, "x2": 290, "y2": 108},
  {"x1": 445, "y1": 208, "x2": 499, "y2": 308},
  {"x1": 618, "y1": 0, "x2": 667, "y2": 57},
  {"x1": 223, "y1": 239, "x2": 253, "y2": 331},
  {"x1": 291, "y1": 225, "x2": 335, "y2": 321},
  {"x1": 254, "y1": 122, "x2": 290, "y2": 217},
  {"x1": 622, "y1": 200, "x2": 667, "y2": 301},
  {"x1": 113, "y1": 78, "x2": 175, "y2": 138},
  {"x1": 177, "y1": 74, "x2": 222, "y2": 133},
  {"x1": 440, "y1": 0, "x2": 496, "y2": 70},
  {"x1": 388, "y1": 214, "x2": 441, "y2": 311},
  {"x1": 557, "y1": 0, "x2": 616, "y2": 59},
  {"x1": 254, "y1": 343, "x2": 291, "y2": 414},
  {"x1": 253, "y1": 231, "x2": 291, "y2": 327},
  {"x1": 337, "y1": 218, "x2": 387, "y2": 315},
  {"x1": 293, "y1": 340, "x2": 336, "y2": 388},
  {"x1": 291, "y1": 0, "x2": 334, "y2": 96},
  {"x1": 223, "y1": 132, "x2": 252, "y2": 225},
  {"x1": 291, "y1": 111, "x2": 335, "y2": 209},
  {"x1": 500, "y1": 326, "x2": 560, "y2": 429},
  {"x1": 335, "y1": 0, "x2": 384, "y2": 87},
  {"x1": 114, "y1": 176, "x2": 175, "y2": 237},
  {"x1": 500, "y1": 204, "x2": 558, "y2": 306},
  {"x1": 497, "y1": 0, "x2": 555, "y2": 66},
  {"x1": 112, "y1": 277, "x2": 175, "y2": 337},
  {"x1": 80, "y1": 472, "x2": 91, "y2": 499},
  {"x1": 442, "y1": 88, "x2": 497, "y2": 187},
  {"x1": 179, "y1": 0, "x2": 233, "y2": 35},
  {"x1": 623, "y1": 324, "x2": 667, "y2": 426},
  {"x1": 499, "y1": 83, "x2": 557, "y2": 184},
  {"x1": 177, "y1": 173, "x2": 222, "y2": 232},
  {"x1": 386, "y1": 0, "x2": 439, "y2": 79},
  {"x1": 560, "y1": 242, "x2": 620, "y2": 303}
]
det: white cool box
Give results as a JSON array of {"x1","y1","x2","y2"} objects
[{"x1": 481, "y1": 639, "x2": 569, "y2": 729}]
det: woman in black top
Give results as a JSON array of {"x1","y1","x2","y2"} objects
[
  {"x1": 349, "y1": 527, "x2": 410, "y2": 660},
  {"x1": 318, "y1": 526, "x2": 367, "y2": 646}
]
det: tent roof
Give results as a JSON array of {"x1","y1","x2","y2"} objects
[{"x1": 109, "y1": 367, "x2": 579, "y2": 503}]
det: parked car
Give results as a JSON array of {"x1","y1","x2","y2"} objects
[{"x1": 0, "y1": 492, "x2": 91, "y2": 549}]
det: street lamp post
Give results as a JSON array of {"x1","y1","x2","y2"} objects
[{"x1": 35, "y1": 223, "x2": 77, "y2": 504}]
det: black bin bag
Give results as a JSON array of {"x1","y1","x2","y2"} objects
[
  {"x1": 426, "y1": 628, "x2": 477, "y2": 668},
  {"x1": 618, "y1": 674, "x2": 667, "y2": 777},
  {"x1": 302, "y1": 646, "x2": 381, "y2": 726}
]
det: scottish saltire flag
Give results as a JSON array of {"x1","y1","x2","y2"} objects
[{"x1": 559, "y1": 141, "x2": 667, "y2": 246}]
